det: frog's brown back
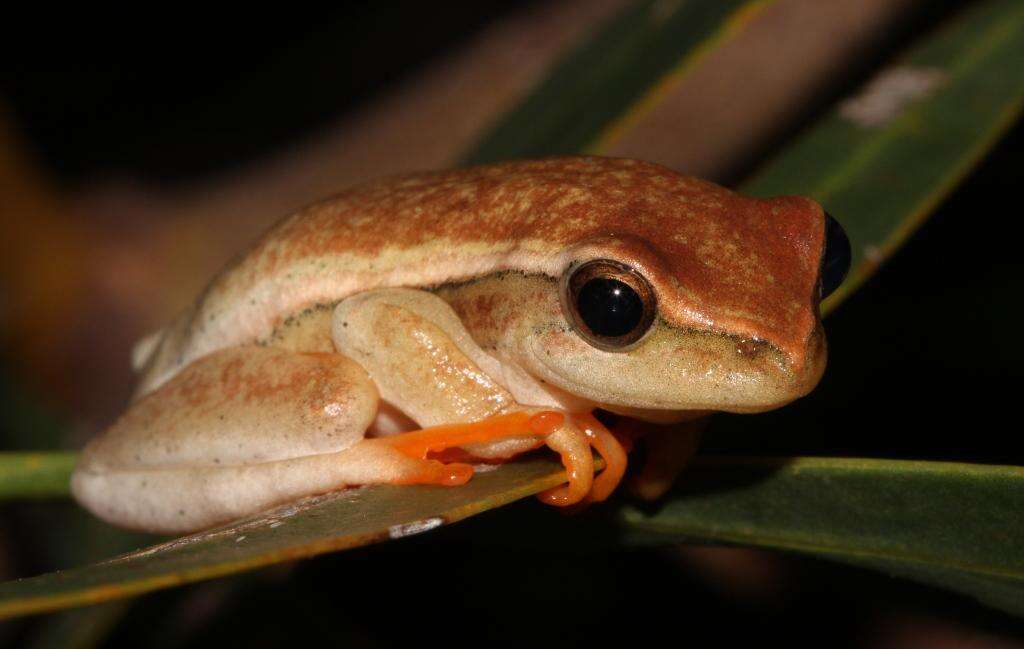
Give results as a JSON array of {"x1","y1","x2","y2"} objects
[{"x1": 138, "y1": 156, "x2": 823, "y2": 394}]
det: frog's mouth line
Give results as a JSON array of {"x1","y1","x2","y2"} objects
[{"x1": 528, "y1": 305, "x2": 829, "y2": 417}]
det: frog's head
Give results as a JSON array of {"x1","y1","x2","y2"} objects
[
  {"x1": 445, "y1": 158, "x2": 850, "y2": 419},
  {"x1": 533, "y1": 205, "x2": 848, "y2": 418}
]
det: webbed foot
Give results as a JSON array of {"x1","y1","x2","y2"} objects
[{"x1": 379, "y1": 410, "x2": 629, "y2": 505}]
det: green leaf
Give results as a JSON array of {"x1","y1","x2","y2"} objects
[
  {"x1": 0, "y1": 456, "x2": 570, "y2": 619},
  {"x1": 462, "y1": 0, "x2": 771, "y2": 164},
  {"x1": 8, "y1": 456, "x2": 1022, "y2": 619},
  {"x1": 0, "y1": 452, "x2": 76, "y2": 499},
  {"x1": 0, "y1": 382, "x2": 146, "y2": 645},
  {"x1": 741, "y1": 0, "x2": 1024, "y2": 313},
  {"x1": 615, "y1": 457, "x2": 1024, "y2": 617}
]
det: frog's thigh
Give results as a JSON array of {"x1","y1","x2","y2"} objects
[
  {"x1": 72, "y1": 346, "x2": 422, "y2": 534},
  {"x1": 333, "y1": 288, "x2": 536, "y2": 459}
]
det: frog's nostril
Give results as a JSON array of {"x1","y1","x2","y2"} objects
[{"x1": 821, "y1": 212, "x2": 851, "y2": 299}]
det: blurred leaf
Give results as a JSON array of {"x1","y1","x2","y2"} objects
[
  {"x1": 742, "y1": 0, "x2": 1024, "y2": 313},
  {"x1": 22, "y1": 601, "x2": 133, "y2": 649},
  {"x1": 0, "y1": 456, "x2": 570, "y2": 619},
  {"x1": 0, "y1": 379, "x2": 144, "y2": 646},
  {"x1": 615, "y1": 457, "x2": 1024, "y2": 617},
  {"x1": 0, "y1": 453, "x2": 74, "y2": 499},
  {"x1": 462, "y1": 0, "x2": 770, "y2": 163}
]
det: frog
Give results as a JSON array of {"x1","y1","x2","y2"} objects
[{"x1": 71, "y1": 156, "x2": 849, "y2": 534}]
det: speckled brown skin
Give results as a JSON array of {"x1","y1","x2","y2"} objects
[{"x1": 138, "y1": 156, "x2": 826, "y2": 412}]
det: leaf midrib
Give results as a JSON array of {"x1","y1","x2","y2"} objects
[{"x1": 626, "y1": 517, "x2": 1024, "y2": 582}]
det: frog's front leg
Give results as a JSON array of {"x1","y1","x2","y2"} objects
[
  {"x1": 333, "y1": 288, "x2": 627, "y2": 505},
  {"x1": 71, "y1": 346, "x2": 467, "y2": 534}
]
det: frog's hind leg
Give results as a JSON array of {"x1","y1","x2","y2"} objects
[
  {"x1": 71, "y1": 345, "x2": 471, "y2": 534},
  {"x1": 334, "y1": 288, "x2": 627, "y2": 505}
]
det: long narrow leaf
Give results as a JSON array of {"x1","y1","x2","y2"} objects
[
  {"x1": 742, "y1": 0, "x2": 1024, "y2": 313},
  {"x1": 6, "y1": 455, "x2": 1023, "y2": 620},
  {"x1": 462, "y1": 0, "x2": 770, "y2": 164},
  {"x1": 616, "y1": 457, "x2": 1024, "y2": 617},
  {"x1": 0, "y1": 453, "x2": 75, "y2": 499},
  {"x1": 0, "y1": 457, "x2": 570, "y2": 619}
]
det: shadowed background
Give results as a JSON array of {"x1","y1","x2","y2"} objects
[{"x1": 2, "y1": 1, "x2": 1023, "y2": 646}]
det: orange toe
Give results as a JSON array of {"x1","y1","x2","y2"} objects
[
  {"x1": 577, "y1": 413, "x2": 628, "y2": 503},
  {"x1": 538, "y1": 412, "x2": 630, "y2": 506},
  {"x1": 380, "y1": 409, "x2": 631, "y2": 502},
  {"x1": 382, "y1": 411, "x2": 543, "y2": 459},
  {"x1": 536, "y1": 413, "x2": 595, "y2": 507},
  {"x1": 381, "y1": 410, "x2": 564, "y2": 489},
  {"x1": 390, "y1": 457, "x2": 475, "y2": 487}
]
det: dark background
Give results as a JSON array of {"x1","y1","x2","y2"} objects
[{"x1": 2, "y1": 1, "x2": 1022, "y2": 646}]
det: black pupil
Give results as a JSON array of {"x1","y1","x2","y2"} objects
[{"x1": 576, "y1": 277, "x2": 644, "y2": 338}]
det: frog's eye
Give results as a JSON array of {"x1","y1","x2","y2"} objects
[
  {"x1": 561, "y1": 259, "x2": 657, "y2": 351},
  {"x1": 820, "y1": 212, "x2": 852, "y2": 299}
]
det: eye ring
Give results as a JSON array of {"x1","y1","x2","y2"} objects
[{"x1": 560, "y1": 259, "x2": 657, "y2": 352}]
